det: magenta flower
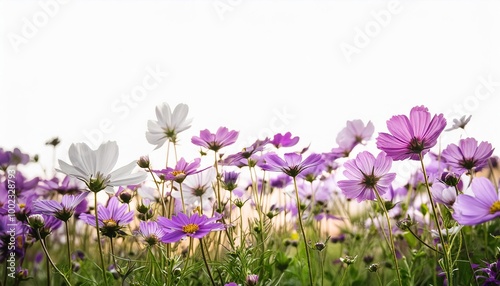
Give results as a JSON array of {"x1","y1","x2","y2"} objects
[
  {"x1": 337, "y1": 151, "x2": 396, "y2": 202},
  {"x1": 441, "y1": 138, "x2": 494, "y2": 175},
  {"x1": 376, "y1": 106, "x2": 447, "y2": 160},
  {"x1": 259, "y1": 152, "x2": 323, "y2": 177},
  {"x1": 453, "y1": 177, "x2": 500, "y2": 225},
  {"x1": 191, "y1": 127, "x2": 239, "y2": 152},
  {"x1": 153, "y1": 157, "x2": 205, "y2": 183},
  {"x1": 271, "y1": 132, "x2": 299, "y2": 148},
  {"x1": 79, "y1": 197, "x2": 134, "y2": 238},
  {"x1": 157, "y1": 212, "x2": 225, "y2": 243},
  {"x1": 33, "y1": 191, "x2": 89, "y2": 222}
]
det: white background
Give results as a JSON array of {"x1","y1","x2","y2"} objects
[{"x1": 2, "y1": 0, "x2": 500, "y2": 179}]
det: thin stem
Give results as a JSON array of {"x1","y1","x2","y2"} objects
[
  {"x1": 199, "y1": 238, "x2": 216, "y2": 286},
  {"x1": 419, "y1": 152, "x2": 452, "y2": 286},
  {"x1": 109, "y1": 237, "x2": 118, "y2": 273},
  {"x1": 339, "y1": 265, "x2": 349, "y2": 286},
  {"x1": 94, "y1": 192, "x2": 108, "y2": 286},
  {"x1": 373, "y1": 186, "x2": 402, "y2": 286},
  {"x1": 293, "y1": 177, "x2": 314, "y2": 286},
  {"x1": 406, "y1": 227, "x2": 443, "y2": 255},
  {"x1": 39, "y1": 235, "x2": 72, "y2": 286},
  {"x1": 65, "y1": 221, "x2": 72, "y2": 279}
]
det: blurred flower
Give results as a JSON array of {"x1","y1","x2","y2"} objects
[
  {"x1": 33, "y1": 191, "x2": 89, "y2": 222},
  {"x1": 157, "y1": 212, "x2": 225, "y2": 243},
  {"x1": 431, "y1": 181, "x2": 456, "y2": 207},
  {"x1": 271, "y1": 132, "x2": 299, "y2": 149},
  {"x1": 45, "y1": 137, "x2": 61, "y2": 147},
  {"x1": 221, "y1": 171, "x2": 240, "y2": 191},
  {"x1": 376, "y1": 106, "x2": 446, "y2": 160},
  {"x1": 136, "y1": 221, "x2": 165, "y2": 247},
  {"x1": 445, "y1": 115, "x2": 471, "y2": 131},
  {"x1": 337, "y1": 151, "x2": 396, "y2": 202},
  {"x1": 442, "y1": 137, "x2": 494, "y2": 175},
  {"x1": 27, "y1": 214, "x2": 62, "y2": 241},
  {"x1": 191, "y1": 127, "x2": 239, "y2": 152},
  {"x1": 246, "y1": 274, "x2": 259, "y2": 286},
  {"x1": 260, "y1": 152, "x2": 323, "y2": 178},
  {"x1": 0, "y1": 148, "x2": 30, "y2": 170},
  {"x1": 453, "y1": 177, "x2": 500, "y2": 225},
  {"x1": 57, "y1": 141, "x2": 147, "y2": 194},
  {"x1": 153, "y1": 157, "x2": 205, "y2": 183},
  {"x1": 332, "y1": 119, "x2": 374, "y2": 157},
  {"x1": 80, "y1": 197, "x2": 134, "y2": 238},
  {"x1": 172, "y1": 167, "x2": 216, "y2": 210},
  {"x1": 146, "y1": 102, "x2": 192, "y2": 148},
  {"x1": 475, "y1": 257, "x2": 500, "y2": 285}
]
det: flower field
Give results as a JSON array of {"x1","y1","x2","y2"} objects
[{"x1": 1, "y1": 103, "x2": 499, "y2": 286}]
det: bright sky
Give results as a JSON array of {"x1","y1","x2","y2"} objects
[{"x1": 2, "y1": 1, "x2": 500, "y2": 181}]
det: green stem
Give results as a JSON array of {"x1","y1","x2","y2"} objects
[
  {"x1": 406, "y1": 227, "x2": 443, "y2": 255},
  {"x1": 199, "y1": 238, "x2": 216, "y2": 286},
  {"x1": 339, "y1": 265, "x2": 349, "y2": 286},
  {"x1": 94, "y1": 192, "x2": 109, "y2": 286},
  {"x1": 293, "y1": 177, "x2": 314, "y2": 286},
  {"x1": 65, "y1": 221, "x2": 72, "y2": 279},
  {"x1": 39, "y1": 235, "x2": 72, "y2": 286},
  {"x1": 419, "y1": 152, "x2": 452, "y2": 286},
  {"x1": 373, "y1": 186, "x2": 402, "y2": 286}
]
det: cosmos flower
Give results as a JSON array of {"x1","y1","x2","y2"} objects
[
  {"x1": 445, "y1": 115, "x2": 472, "y2": 131},
  {"x1": 172, "y1": 167, "x2": 216, "y2": 209},
  {"x1": 157, "y1": 212, "x2": 225, "y2": 243},
  {"x1": 259, "y1": 152, "x2": 323, "y2": 178},
  {"x1": 57, "y1": 141, "x2": 147, "y2": 194},
  {"x1": 332, "y1": 119, "x2": 374, "y2": 157},
  {"x1": 376, "y1": 106, "x2": 447, "y2": 161},
  {"x1": 453, "y1": 177, "x2": 500, "y2": 225},
  {"x1": 441, "y1": 138, "x2": 494, "y2": 175},
  {"x1": 430, "y1": 181, "x2": 457, "y2": 207},
  {"x1": 191, "y1": 127, "x2": 239, "y2": 152},
  {"x1": 337, "y1": 151, "x2": 396, "y2": 202},
  {"x1": 271, "y1": 132, "x2": 299, "y2": 149},
  {"x1": 79, "y1": 197, "x2": 134, "y2": 238},
  {"x1": 135, "y1": 221, "x2": 166, "y2": 247},
  {"x1": 146, "y1": 102, "x2": 193, "y2": 149},
  {"x1": 153, "y1": 157, "x2": 204, "y2": 183},
  {"x1": 33, "y1": 191, "x2": 89, "y2": 222}
]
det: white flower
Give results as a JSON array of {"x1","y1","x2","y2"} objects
[
  {"x1": 57, "y1": 141, "x2": 147, "y2": 194},
  {"x1": 172, "y1": 167, "x2": 216, "y2": 209},
  {"x1": 146, "y1": 102, "x2": 192, "y2": 149},
  {"x1": 445, "y1": 115, "x2": 471, "y2": 131}
]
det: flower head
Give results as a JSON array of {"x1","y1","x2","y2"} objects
[
  {"x1": 259, "y1": 152, "x2": 323, "y2": 177},
  {"x1": 157, "y1": 212, "x2": 225, "y2": 243},
  {"x1": 453, "y1": 177, "x2": 500, "y2": 225},
  {"x1": 173, "y1": 167, "x2": 216, "y2": 208},
  {"x1": 376, "y1": 106, "x2": 447, "y2": 160},
  {"x1": 271, "y1": 132, "x2": 300, "y2": 149},
  {"x1": 445, "y1": 115, "x2": 472, "y2": 131},
  {"x1": 136, "y1": 221, "x2": 165, "y2": 247},
  {"x1": 33, "y1": 191, "x2": 89, "y2": 221},
  {"x1": 441, "y1": 138, "x2": 494, "y2": 175},
  {"x1": 57, "y1": 141, "x2": 147, "y2": 194},
  {"x1": 80, "y1": 197, "x2": 134, "y2": 237},
  {"x1": 146, "y1": 102, "x2": 192, "y2": 148},
  {"x1": 153, "y1": 157, "x2": 205, "y2": 183},
  {"x1": 337, "y1": 151, "x2": 396, "y2": 202},
  {"x1": 191, "y1": 127, "x2": 239, "y2": 152}
]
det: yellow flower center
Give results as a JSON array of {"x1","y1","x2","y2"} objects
[
  {"x1": 19, "y1": 203, "x2": 26, "y2": 209},
  {"x1": 490, "y1": 201, "x2": 500, "y2": 214},
  {"x1": 182, "y1": 223, "x2": 199, "y2": 234},
  {"x1": 103, "y1": 219, "x2": 117, "y2": 228},
  {"x1": 172, "y1": 170, "x2": 185, "y2": 177}
]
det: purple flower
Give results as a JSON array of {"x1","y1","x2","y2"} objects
[
  {"x1": 39, "y1": 176, "x2": 86, "y2": 196},
  {"x1": 33, "y1": 192, "x2": 89, "y2": 222},
  {"x1": 79, "y1": 197, "x2": 134, "y2": 238},
  {"x1": 246, "y1": 274, "x2": 259, "y2": 286},
  {"x1": 453, "y1": 177, "x2": 500, "y2": 225},
  {"x1": 332, "y1": 120, "x2": 375, "y2": 157},
  {"x1": 337, "y1": 151, "x2": 396, "y2": 202},
  {"x1": 157, "y1": 212, "x2": 225, "y2": 243},
  {"x1": 431, "y1": 181, "x2": 457, "y2": 207},
  {"x1": 259, "y1": 152, "x2": 323, "y2": 177},
  {"x1": 221, "y1": 171, "x2": 240, "y2": 191},
  {"x1": 441, "y1": 138, "x2": 494, "y2": 175},
  {"x1": 376, "y1": 106, "x2": 447, "y2": 160},
  {"x1": 0, "y1": 148, "x2": 30, "y2": 170},
  {"x1": 136, "y1": 221, "x2": 165, "y2": 247},
  {"x1": 154, "y1": 157, "x2": 205, "y2": 183},
  {"x1": 271, "y1": 132, "x2": 299, "y2": 149},
  {"x1": 191, "y1": 127, "x2": 239, "y2": 152},
  {"x1": 222, "y1": 138, "x2": 270, "y2": 166},
  {"x1": 27, "y1": 214, "x2": 62, "y2": 241}
]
